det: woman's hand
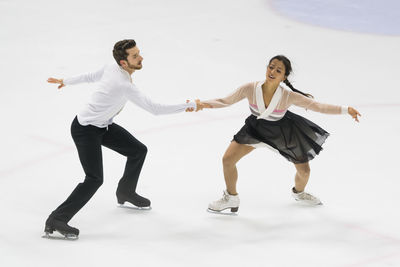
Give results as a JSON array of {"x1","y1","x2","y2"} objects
[
  {"x1": 195, "y1": 99, "x2": 212, "y2": 111},
  {"x1": 47, "y1": 77, "x2": 65, "y2": 89},
  {"x1": 185, "y1": 99, "x2": 212, "y2": 112},
  {"x1": 348, "y1": 107, "x2": 361, "y2": 122}
]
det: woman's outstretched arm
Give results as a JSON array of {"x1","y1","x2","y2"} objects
[
  {"x1": 199, "y1": 82, "x2": 254, "y2": 109},
  {"x1": 289, "y1": 91, "x2": 361, "y2": 122}
]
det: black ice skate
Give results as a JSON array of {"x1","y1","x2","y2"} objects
[
  {"x1": 116, "y1": 191, "x2": 151, "y2": 210},
  {"x1": 42, "y1": 217, "x2": 79, "y2": 240}
]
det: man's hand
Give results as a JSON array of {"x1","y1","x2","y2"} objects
[
  {"x1": 185, "y1": 99, "x2": 212, "y2": 112},
  {"x1": 47, "y1": 77, "x2": 65, "y2": 89},
  {"x1": 185, "y1": 100, "x2": 195, "y2": 112}
]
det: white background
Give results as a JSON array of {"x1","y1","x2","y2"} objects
[{"x1": 1, "y1": 0, "x2": 399, "y2": 266}]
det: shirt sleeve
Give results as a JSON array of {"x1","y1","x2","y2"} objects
[
  {"x1": 288, "y1": 91, "x2": 347, "y2": 114},
  {"x1": 125, "y1": 84, "x2": 196, "y2": 115},
  {"x1": 63, "y1": 66, "x2": 105, "y2": 85},
  {"x1": 201, "y1": 82, "x2": 253, "y2": 108}
]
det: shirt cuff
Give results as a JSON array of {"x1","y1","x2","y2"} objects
[
  {"x1": 187, "y1": 101, "x2": 197, "y2": 110},
  {"x1": 341, "y1": 106, "x2": 348, "y2": 114}
]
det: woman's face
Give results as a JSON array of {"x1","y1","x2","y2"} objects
[{"x1": 266, "y1": 59, "x2": 286, "y2": 84}]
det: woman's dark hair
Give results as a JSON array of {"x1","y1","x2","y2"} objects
[
  {"x1": 113, "y1": 39, "x2": 137, "y2": 66},
  {"x1": 269, "y1": 55, "x2": 313, "y2": 98}
]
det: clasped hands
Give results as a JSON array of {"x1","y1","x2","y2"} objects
[{"x1": 185, "y1": 99, "x2": 212, "y2": 112}]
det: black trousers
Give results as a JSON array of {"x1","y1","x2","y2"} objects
[{"x1": 50, "y1": 117, "x2": 147, "y2": 222}]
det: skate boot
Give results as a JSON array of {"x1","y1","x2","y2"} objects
[
  {"x1": 43, "y1": 217, "x2": 79, "y2": 240},
  {"x1": 207, "y1": 190, "x2": 240, "y2": 214},
  {"x1": 116, "y1": 190, "x2": 151, "y2": 210},
  {"x1": 292, "y1": 187, "x2": 322, "y2": 205}
]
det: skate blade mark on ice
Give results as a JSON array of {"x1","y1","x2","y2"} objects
[{"x1": 207, "y1": 207, "x2": 239, "y2": 216}]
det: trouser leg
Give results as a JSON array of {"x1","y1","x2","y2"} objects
[
  {"x1": 101, "y1": 123, "x2": 147, "y2": 194},
  {"x1": 49, "y1": 117, "x2": 105, "y2": 222}
]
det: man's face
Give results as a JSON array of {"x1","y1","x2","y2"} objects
[{"x1": 121, "y1": 46, "x2": 143, "y2": 72}]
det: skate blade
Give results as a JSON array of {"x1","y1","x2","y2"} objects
[
  {"x1": 42, "y1": 232, "x2": 79, "y2": 241},
  {"x1": 117, "y1": 204, "x2": 152, "y2": 211},
  {"x1": 295, "y1": 199, "x2": 323, "y2": 206},
  {"x1": 207, "y1": 208, "x2": 238, "y2": 216}
]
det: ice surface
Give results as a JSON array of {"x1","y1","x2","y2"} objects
[{"x1": 1, "y1": 0, "x2": 399, "y2": 266}]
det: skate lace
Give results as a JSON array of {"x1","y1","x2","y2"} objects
[{"x1": 215, "y1": 192, "x2": 230, "y2": 204}]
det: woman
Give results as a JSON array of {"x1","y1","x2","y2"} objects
[{"x1": 198, "y1": 55, "x2": 361, "y2": 213}]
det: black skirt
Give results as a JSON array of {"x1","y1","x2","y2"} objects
[{"x1": 233, "y1": 111, "x2": 329, "y2": 164}]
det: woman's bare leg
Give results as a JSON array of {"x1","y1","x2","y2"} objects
[
  {"x1": 293, "y1": 162, "x2": 311, "y2": 192},
  {"x1": 222, "y1": 141, "x2": 254, "y2": 195}
]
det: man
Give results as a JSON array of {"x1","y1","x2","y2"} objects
[{"x1": 45, "y1": 39, "x2": 201, "y2": 239}]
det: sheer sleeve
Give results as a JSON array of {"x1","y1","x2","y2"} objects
[
  {"x1": 202, "y1": 82, "x2": 253, "y2": 108},
  {"x1": 63, "y1": 66, "x2": 105, "y2": 85},
  {"x1": 288, "y1": 91, "x2": 346, "y2": 114}
]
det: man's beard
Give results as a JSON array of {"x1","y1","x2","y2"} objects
[{"x1": 127, "y1": 61, "x2": 142, "y2": 70}]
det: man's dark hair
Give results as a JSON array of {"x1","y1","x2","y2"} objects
[{"x1": 113, "y1": 39, "x2": 136, "y2": 65}]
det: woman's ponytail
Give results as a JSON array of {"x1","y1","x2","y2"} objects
[{"x1": 283, "y1": 79, "x2": 313, "y2": 99}]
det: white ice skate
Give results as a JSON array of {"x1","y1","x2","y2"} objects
[
  {"x1": 292, "y1": 188, "x2": 322, "y2": 205},
  {"x1": 207, "y1": 190, "x2": 240, "y2": 214}
]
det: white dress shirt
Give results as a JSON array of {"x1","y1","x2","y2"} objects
[{"x1": 63, "y1": 62, "x2": 196, "y2": 128}]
